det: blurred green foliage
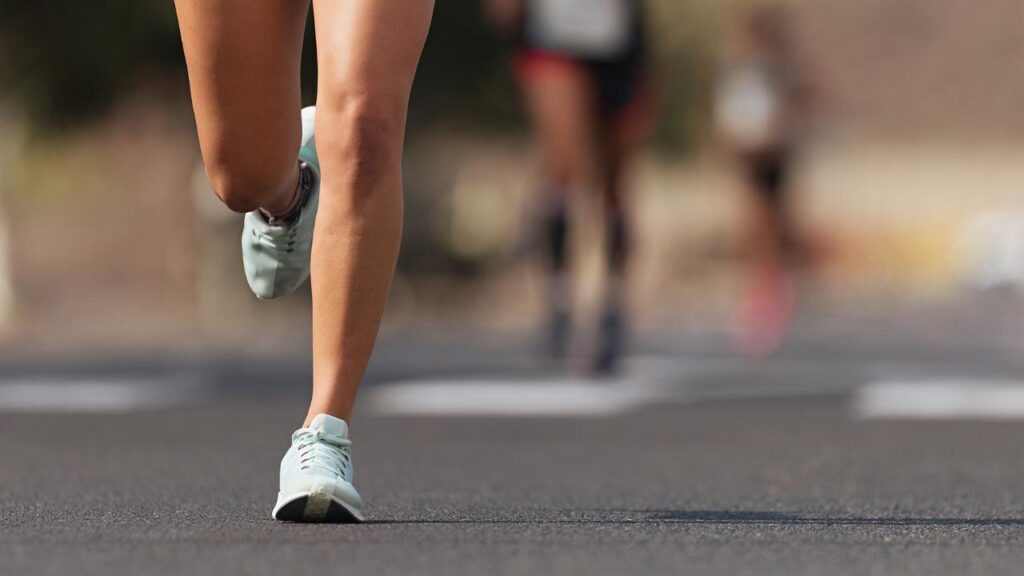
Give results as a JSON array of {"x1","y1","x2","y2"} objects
[
  {"x1": 0, "y1": 0, "x2": 714, "y2": 151},
  {"x1": 411, "y1": 2, "x2": 524, "y2": 131},
  {"x1": 0, "y1": 0, "x2": 182, "y2": 128},
  {"x1": 0, "y1": 1, "x2": 517, "y2": 131}
]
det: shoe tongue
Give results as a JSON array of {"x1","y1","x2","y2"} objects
[{"x1": 309, "y1": 413, "x2": 349, "y2": 440}]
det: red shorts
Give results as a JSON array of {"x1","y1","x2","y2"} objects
[{"x1": 512, "y1": 48, "x2": 657, "y2": 136}]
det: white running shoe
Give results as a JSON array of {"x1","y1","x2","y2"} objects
[
  {"x1": 241, "y1": 106, "x2": 320, "y2": 299},
  {"x1": 272, "y1": 413, "x2": 365, "y2": 523}
]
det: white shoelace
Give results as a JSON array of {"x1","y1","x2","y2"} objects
[
  {"x1": 293, "y1": 429, "x2": 352, "y2": 478},
  {"x1": 251, "y1": 223, "x2": 299, "y2": 253}
]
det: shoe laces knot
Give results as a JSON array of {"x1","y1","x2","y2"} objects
[{"x1": 295, "y1": 429, "x2": 352, "y2": 477}]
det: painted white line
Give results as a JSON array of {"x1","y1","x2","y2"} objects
[
  {"x1": 855, "y1": 379, "x2": 1024, "y2": 420},
  {"x1": 688, "y1": 381, "x2": 852, "y2": 401},
  {"x1": 365, "y1": 353, "x2": 869, "y2": 418},
  {"x1": 0, "y1": 375, "x2": 209, "y2": 413},
  {"x1": 365, "y1": 377, "x2": 667, "y2": 418}
]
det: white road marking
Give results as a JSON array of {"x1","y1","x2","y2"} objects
[
  {"x1": 855, "y1": 379, "x2": 1024, "y2": 420},
  {"x1": 4, "y1": 354, "x2": 1009, "y2": 419},
  {"x1": 364, "y1": 377, "x2": 670, "y2": 417},
  {"x1": 365, "y1": 354, "x2": 873, "y2": 418},
  {"x1": 0, "y1": 375, "x2": 209, "y2": 413}
]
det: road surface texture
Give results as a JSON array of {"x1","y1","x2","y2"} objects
[{"x1": 4, "y1": 305, "x2": 1024, "y2": 575}]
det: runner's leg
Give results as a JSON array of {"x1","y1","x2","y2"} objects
[
  {"x1": 519, "y1": 58, "x2": 598, "y2": 357},
  {"x1": 304, "y1": 0, "x2": 434, "y2": 424},
  {"x1": 173, "y1": 0, "x2": 308, "y2": 214},
  {"x1": 592, "y1": 104, "x2": 642, "y2": 372},
  {"x1": 734, "y1": 154, "x2": 796, "y2": 356}
]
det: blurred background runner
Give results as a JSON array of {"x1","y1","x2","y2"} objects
[
  {"x1": 714, "y1": 4, "x2": 815, "y2": 356},
  {"x1": 486, "y1": 0, "x2": 658, "y2": 373}
]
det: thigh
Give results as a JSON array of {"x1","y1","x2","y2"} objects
[
  {"x1": 518, "y1": 56, "x2": 599, "y2": 189},
  {"x1": 174, "y1": 0, "x2": 308, "y2": 177},
  {"x1": 311, "y1": 0, "x2": 434, "y2": 125}
]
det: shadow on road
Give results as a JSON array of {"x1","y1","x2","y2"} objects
[
  {"x1": 646, "y1": 510, "x2": 1024, "y2": 526},
  {"x1": 367, "y1": 510, "x2": 1024, "y2": 527}
]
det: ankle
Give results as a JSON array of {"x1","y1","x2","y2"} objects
[
  {"x1": 304, "y1": 410, "x2": 352, "y2": 428},
  {"x1": 261, "y1": 161, "x2": 315, "y2": 225}
]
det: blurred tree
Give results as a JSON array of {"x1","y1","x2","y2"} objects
[
  {"x1": 0, "y1": 0, "x2": 183, "y2": 128},
  {"x1": 0, "y1": 1, "x2": 517, "y2": 132},
  {"x1": 410, "y1": 0, "x2": 523, "y2": 131},
  {"x1": 0, "y1": 0, "x2": 714, "y2": 151}
]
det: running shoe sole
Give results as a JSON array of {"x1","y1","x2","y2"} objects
[{"x1": 272, "y1": 490, "x2": 364, "y2": 523}]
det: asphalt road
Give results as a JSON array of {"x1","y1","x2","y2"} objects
[{"x1": 4, "y1": 314, "x2": 1024, "y2": 575}]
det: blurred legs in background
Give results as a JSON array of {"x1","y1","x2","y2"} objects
[
  {"x1": 517, "y1": 52, "x2": 650, "y2": 373},
  {"x1": 715, "y1": 4, "x2": 811, "y2": 357},
  {"x1": 734, "y1": 150, "x2": 797, "y2": 356},
  {"x1": 520, "y1": 55, "x2": 595, "y2": 363},
  {"x1": 595, "y1": 117, "x2": 637, "y2": 374}
]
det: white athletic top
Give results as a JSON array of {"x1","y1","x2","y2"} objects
[
  {"x1": 715, "y1": 59, "x2": 797, "y2": 150},
  {"x1": 525, "y1": 0, "x2": 636, "y2": 59}
]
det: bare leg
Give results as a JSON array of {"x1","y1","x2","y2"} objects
[
  {"x1": 173, "y1": 0, "x2": 308, "y2": 214},
  {"x1": 591, "y1": 109, "x2": 642, "y2": 372},
  {"x1": 735, "y1": 157, "x2": 796, "y2": 356},
  {"x1": 522, "y1": 61, "x2": 599, "y2": 198},
  {"x1": 304, "y1": 0, "x2": 434, "y2": 424},
  {"x1": 520, "y1": 60, "x2": 598, "y2": 356},
  {"x1": 601, "y1": 117, "x2": 638, "y2": 290},
  {"x1": 747, "y1": 190, "x2": 793, "y2": 274}
]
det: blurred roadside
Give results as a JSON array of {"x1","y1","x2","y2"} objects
[{"x1": 1, "y1": 0, "x2": 1024, "y2": 355}]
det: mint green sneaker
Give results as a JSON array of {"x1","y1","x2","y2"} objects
[
  {"x1": 241, "y1": 106, "x2": 320, "y2": 299},
  {"x1": 272, "y1": 414, "x2": 365, "y2": 523}
]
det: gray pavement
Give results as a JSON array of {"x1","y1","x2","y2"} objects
[{"x1": 4, "y1": 315, "x2": 1024, "y2": 575}]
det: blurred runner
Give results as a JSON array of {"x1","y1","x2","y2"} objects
[
  {"x1": 714, "y1": 4, "x2": 812, "y2": 356},
  {"x1": 486, "y1": 0, "x2": 657, "y2": 373},
  {"x1": 173, "y1": 0, "x2": 433, "y2": 521}
]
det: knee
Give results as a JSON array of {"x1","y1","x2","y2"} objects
[
  {"x1": 204, "y1": 160, "x2": 289, "y2": 214},
  {"x1": 543, "y1": 149, "x2": 591, "y2": 191},
  {"x1": 205, "y1": 167, "x2": 262, "y2": 213},
  {"x1": 316, "y1": 91, "x2": 405, "y2": 185}
]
